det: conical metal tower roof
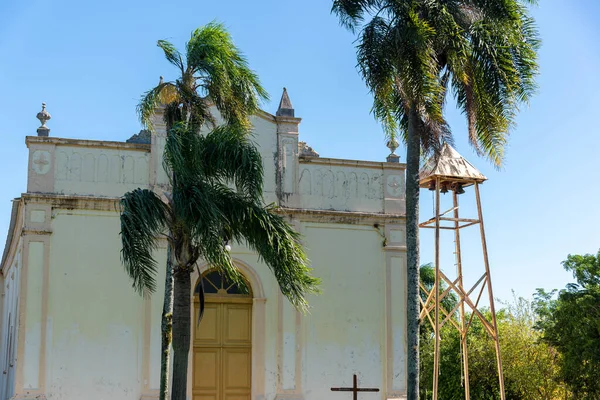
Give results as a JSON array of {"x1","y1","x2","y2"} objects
[{"x1": 419, "y1": 143, "x2": 487, "y2": 187}]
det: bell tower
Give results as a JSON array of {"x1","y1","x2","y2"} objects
[{"x1": 419, "y1": 144, "x2": 505, "y2": 400}]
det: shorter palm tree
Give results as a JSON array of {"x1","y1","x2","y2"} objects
[
  {"x1": 126, "y1": 22, "x2": 286, "y2": 400},
  {"x1": 120, "y1": 122, "x2": 319, "y2": 400}
]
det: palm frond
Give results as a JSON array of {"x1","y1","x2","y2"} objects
[
  {"x1": 356, "y1": 7, "x2": 448, "y2": 154},
  {"x1": 234, "y1": 202, "x2": 320, "y2": 312},
  {"x1": 166, "y1": 177, "x2": 245, "y2": 290},
  {"x1": 120, "y1": 189, "x2": 171, "y2": 294},
  {"x1": 162, "y1": 116, "x2": 263, "y2": 203},
  {"x1": 452, "y1": 68, "x2": 481, "y2": 155},
  {"x1": 334, "y1": 0, "x2": 539, "y2": 168},
  {"x1": 171, "y1": 179, "x2": 226, "y2": 243},
  {"x1": 163, "y1": 102, "x2": 184, "y2": 131},
  {"x1": 201, "y1": 186, "x2": 319, "y2": 311},
  {"x1": 161, "y1": 117, "x2": 317, "y2": 310},
  {"x1": 137, "y1": 82, "x2": 179, "y2": 131},
  {"x1": 174, "y1": 176, "x2": 319, "y2": 311},
  {"x1": 187, "y1": 21, "x2": 268, "y2": 128},
  {"x1": 162, "y1": 122, "x2": 205, "y2": 185},
  {"x1": 195, "y1": 225, "x2": 246, "y2": 292},
  {"x1": 358, "y1": 16, "x2": 400, "y2": 142},
  {"x1": 198, "y1": 124, "x2": 264, "y2": 200},
  {"x1": 331, "y1": 0, "x2": 388, "y2": 31},
  {"x1": 450, "y1": 0, "x2": 539, "y2": 167},
  {"x1": 141, "y1": 23, "x2": 269, "y2": 134},
  {"x1": 157, "y1": 40, "x2": 185, "y2": 74},
  {"x1": 187, "y1": 93, "x2": 216, "y2": 131}
]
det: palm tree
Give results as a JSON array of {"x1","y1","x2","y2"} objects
[
  {"x1": 120, "y1": 22, "x2": 319, "y2": 400},
  {"x1": 332, "y1": 2, "x2": 539, "y2": 399},
  {"x1": 137, "y1": 22, "x2": 269, "y2": 400}
]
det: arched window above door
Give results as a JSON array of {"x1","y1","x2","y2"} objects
[{"x1": 194, "y1": 269, "x2": 251, "y2": 296}]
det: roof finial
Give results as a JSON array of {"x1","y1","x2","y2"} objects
[
  {"x1": 386, "y1": 137, "x2": 400, "y2": 162},
  {"x1": 276, "y1": 87, "x2": 295, "y2": 117},
  {"x1": 36, "y1": 102, "x2": 51, "y2": 137}
]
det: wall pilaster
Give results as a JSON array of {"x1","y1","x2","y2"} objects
[
  {"x1": 275, "y1": 116, "x2": 301, "y2": 208},
  {"x1": 14, "y1": 199, "x2": 52, "y2": 399},
  {"x1": 384, "y1": 223, "x2": 407, "y2": 399}
]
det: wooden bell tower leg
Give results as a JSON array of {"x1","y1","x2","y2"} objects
[
  {"x1": 432, "y1": 177, "x2": 441, "y2": 400},
  {"x1": 474, "y1": 183, "x2": 505, "y2": 400},
  {"x1": 453, "y1": 192, "x2": 470, "y2": 400}
]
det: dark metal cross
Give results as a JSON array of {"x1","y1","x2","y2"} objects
[{"x1": 331, "y1": 374, "x2": 380, "y2": 400}]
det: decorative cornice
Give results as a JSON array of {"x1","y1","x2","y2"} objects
[
  {"x1": 22, "y1": 193, "x2": 121, "y2": 212},
  {"x1": 276, "y1": 207, "x2": 405, "y2": 224},
  {"x1": 384, "y1": 245, "x2": 407, "y2": 252},
  {"x1": 18, "y1": 193, "x2": 405, "y2": 224},
  {"x1": 22, "y1": 229, "x2": 52, "y2": 236},
  {"x1": 10, "y1": 393, "x2": 47, "y2": 400},
  {"x1": 274, "y1": 115, "x2": 302, "y2": 124},
  {"x1": 26, "y1": 136, "x2": 151, "y2": 152},
  {"x1": 299, "y1": 156, "x2": 406, "y2": 170}
]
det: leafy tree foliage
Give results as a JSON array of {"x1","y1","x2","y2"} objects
[
  {"x1": 419, "y1": 263, "x2": 458, "y2": 335},
  {"x1": 534, "y1": 251, "x2": 600, "y2": 399},
  {"x1": 421, "y1": 294, "x2": 568, "y2": 399}
]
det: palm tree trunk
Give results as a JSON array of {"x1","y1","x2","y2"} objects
[
  {"x1": 171, "y1": 267, "x2": 192, "y2": 400},
  {"x1": 406, "y1": 107, "x2": 421, "y2": 400},
  {"x1": 159, "y1": 243, "x2": 174, "y2": 400}
]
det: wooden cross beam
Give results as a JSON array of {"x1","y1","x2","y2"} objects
[{"x1": 331, "y1": 374, "x2": 379, "y2": 400}]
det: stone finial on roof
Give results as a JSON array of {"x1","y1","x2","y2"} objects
[
  {"x1": 419, "y1": 143, "x2": 486, "y2": 187},
  {"x1": 36, "y1": 102, "x2": 51, "y2": 137},
  {"x1": 276, "y1": 87, "x2": 294, "y2": 117},
  {"x1": 298, "y1": 141, "x2": 319, "y2": 157},
  {"x1": 386, "y1": 137, "x2": 400, "y2": 163}
]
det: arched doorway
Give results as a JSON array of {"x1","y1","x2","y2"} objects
[{"x1": 192, "y1": 270, "x2": 253, "y2": 400}]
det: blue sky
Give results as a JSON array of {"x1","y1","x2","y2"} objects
[{"x1": 1, "y1": 0, "x2": 598, "y2": 302}]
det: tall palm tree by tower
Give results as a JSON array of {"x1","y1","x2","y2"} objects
[{"x1": 332, "y1": 1, "x2": 540, "y2": 398}]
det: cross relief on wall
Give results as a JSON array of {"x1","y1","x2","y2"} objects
[
  {"x1": 386, "y1": 175, "x2": 403, "y2": 197},
  {"x1": 32, "y1": 150, "x2": 51, "y2": 175}
]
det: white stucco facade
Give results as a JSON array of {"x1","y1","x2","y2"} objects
[{"x1": 0, "y1": 101, "x2": 407, "y2": 400}]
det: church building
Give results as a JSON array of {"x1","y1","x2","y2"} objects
[{"x1": 0, "y1": 90, "x2": 408, "y2": 400}]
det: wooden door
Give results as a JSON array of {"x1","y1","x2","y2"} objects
[{"x1": 193, "y1": 273, "x2": 252, "y2": 400}]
